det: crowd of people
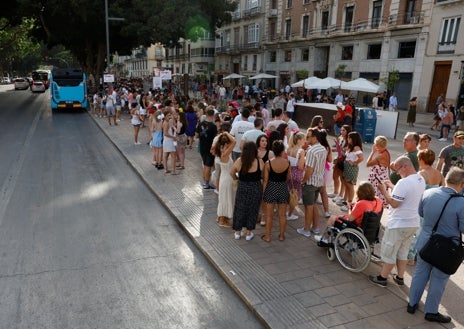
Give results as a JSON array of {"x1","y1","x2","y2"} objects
[{"x1": 92, "y1": 82, "x2": 464, "y2": 324}]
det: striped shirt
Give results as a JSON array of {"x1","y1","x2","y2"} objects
[{"x1": 304, "y1": 143, "x2": 327, "y2": 187}]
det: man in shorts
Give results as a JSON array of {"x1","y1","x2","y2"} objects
[
  {"x1": 369, "y1": 156, "x2": 425, "y2": 287},
  {"x1": 297, "y1": 128, "x2": 327, "y2": 237},
  {"x1": 195, "y1": 106, "x2": 218, "y2": 189}
]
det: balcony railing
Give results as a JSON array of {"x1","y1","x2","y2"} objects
[
  {"x1": 215, "y1": 42, "x2": 261, "y2": 54},
  {"x1": 243, "y1": 6, "x2": 262, "y2": 17},
  {"x1": 437, "y1": 42, "x2": 457, "y2": 54}
]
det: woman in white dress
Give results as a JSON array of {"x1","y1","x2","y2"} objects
[
  {"x1": 162, "y1": 110, "x2": 177, "y2": 175},
  {"x1": 213, "y1": 132, "x2": 236, "y2": 227}
]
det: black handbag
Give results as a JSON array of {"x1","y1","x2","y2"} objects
[{"x1": 419, "y1": 194, "x2": 464, "y2": 275}]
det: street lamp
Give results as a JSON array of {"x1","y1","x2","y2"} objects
[{"x1": 105, "y1": 0, "x2": 124, "y2": 73}]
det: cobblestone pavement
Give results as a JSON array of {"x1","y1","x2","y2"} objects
[{"x1": 89, "y1": 108, "x2": 463, "y2": 329}]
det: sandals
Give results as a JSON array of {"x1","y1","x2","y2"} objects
[{"x1": 261, "y1": 235, "x2": 271, "y2": 243}]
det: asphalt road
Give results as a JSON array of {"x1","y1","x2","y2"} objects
[{"x1": 0, "y1": 85, "x2": 263, "y2": 328}]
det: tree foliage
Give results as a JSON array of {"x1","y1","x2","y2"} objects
[
  {"x1": 2, "y1": 0, "x2": 237, "y2": 81},
  {"x1": 0, "y1": 17, "x2": 40, "y2": 75}
]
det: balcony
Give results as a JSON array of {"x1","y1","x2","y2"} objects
[
  {"x1": 231, "y1": 11, "x2": 241, "y2": 20},
  {"x1": 269, "y1": 8, "x2": 277, "y2": 17},
  {"x1": 215, "y1": 42, "x2": 261, "y2": 54},
  {"x1": 437, "y1": 42, "x2": 456, "y2": 54},
  {"x1": 243, "y1": 6, "x2": 262, "y2": 17},
  {"x1": 387, "y1": 12, "x2": 423, "y2": 25}
]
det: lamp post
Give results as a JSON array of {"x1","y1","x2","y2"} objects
[{"x1": 105, "y1": 0, "x2": 124, "y2": 73}]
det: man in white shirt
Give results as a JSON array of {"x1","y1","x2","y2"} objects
[
  {"x1": 369, "y1": 156, "x2": 426, "y2": 287},
  {"x1": 230, "y1": 108, "x2": 254, "y2": 160},
  {"x1": 240, "y1": 118, "x2": 264, "y2": 150},
  {"x1": 389, "y1": 92, "x2": 398, "y2": 112},
  {"x1": 286, "y1": 93, "x2": 295, "y2": 119},
  {"x1": 334, "y1": 90, "x2": 344, "y2": 104},
  {"x1": 372, "y1": 93, "x2": 379, "y2": 110},
  {"x1": 283, "y1": 111, "x2": 299, "y2": 132}
]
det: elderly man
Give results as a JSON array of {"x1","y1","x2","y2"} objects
[
  {"x1": 407, "y1": 167, "x2": 464, "y2": 323},
  {"x1": 368, "y1": 156, "x2": 425, "y2": 287},
  {"x1": 389, "y1": 132, "x2": 419, "y2": 184}
]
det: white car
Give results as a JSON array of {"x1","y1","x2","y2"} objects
[
  {"x1": 2, "y1": 77, "x2": 11, "y2": 84},
  {"x1": 31, "y1": 81, "x2": 46, "y2": 93},
  {"x1": 14, "y1": 78, "x2": 30, "y2": 90}
]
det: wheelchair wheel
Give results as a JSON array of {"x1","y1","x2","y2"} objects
[
  {"x1": 333, "y1": 228, "x2": 371, "y2": 272},
  {"x1": 327, "y1": 247, "x2": 336, "y2": 261}
]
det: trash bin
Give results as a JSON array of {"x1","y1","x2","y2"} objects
[{"x1": 354, "y1": 109, "x2": 377, "y2": 143}]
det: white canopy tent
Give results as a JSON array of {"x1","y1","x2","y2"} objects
[
  {"x1": 249, "y1": 73, "x2": 277, "y2": 80},
  {"x1": 343, "y1": 78, "x2": 381, "y2": 93},
  {"x1": 223, "y1": 73, "x2": 245, "y2": 80}
]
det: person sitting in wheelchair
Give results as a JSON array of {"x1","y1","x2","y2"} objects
[{"x1": 316, "y1": 181, "x2": 383, "y2": 245}]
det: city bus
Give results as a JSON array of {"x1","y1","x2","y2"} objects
[
  {"x1": 31, "y1": 70, "x2": 51, "y2": 89},
  {"x1": 50, "y1": 68, "x2": 88, "y2": 112}
]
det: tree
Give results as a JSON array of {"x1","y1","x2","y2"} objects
[
  {"x1": 4, "y1": 0, "x2": 237, "y2": 85},
  {"x1": 0, "y1": 17, "x2": 40, "y2": 75},
  {"x1": 381, "y1": 69, "x2": 400, "y2": 93}
]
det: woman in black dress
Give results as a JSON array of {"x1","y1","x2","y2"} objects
[
  {"x1": 230, "y1": 141, "x2": 264, "y2": 241},
  {"x1": 262, "y1": 140, "x2": 291, "y2": 242}
]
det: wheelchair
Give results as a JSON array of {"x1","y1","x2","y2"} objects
[{"x1": 318, "y1": 210, "x2": 382, "y2": 272}]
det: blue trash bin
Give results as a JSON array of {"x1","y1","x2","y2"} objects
[{"x1": 354, "y1": 109, "x2": 377, "y2": 143}]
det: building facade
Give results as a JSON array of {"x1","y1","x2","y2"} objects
[{"x1": 111, "y1": 0, "x2": 463, "y2": 111}]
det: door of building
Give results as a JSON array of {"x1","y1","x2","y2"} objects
[{"x1": 428, "y1": 61, "x2": 452, "y2": 112}]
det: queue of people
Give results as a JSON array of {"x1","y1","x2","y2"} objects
[{"x1": 94, "y1": 84, "x2": 464, "y2": 325}]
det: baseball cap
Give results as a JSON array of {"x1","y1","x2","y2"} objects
[
  {"x1": 454, "y1": 130, "x2": 464, "y2": 138},
  {"x1": 336, "y1": 102, "x2": 345, "y2": 109}
]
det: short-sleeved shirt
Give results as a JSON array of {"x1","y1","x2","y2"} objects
[
  {"x1": 349, "y1": 197, "x2": 383, "y2": 227},
  {"x1": 438, "y1": 144, "x2": 464, "y2": 177},
  {"x1": 230, "y1": 120, "x2": 254, "y2": 152},
  {"x1": 196, "y1": 120, "x2": 217, "y2": 154},
  {"x1": 387, "y1": 173, "x2": 425, "y2": 229},
  {"x1": 242, "y1": 128, "x2": 265, "y2": 145},
  {"x1": 304, "y1": 143, "x2": 327, "y2": 187}
]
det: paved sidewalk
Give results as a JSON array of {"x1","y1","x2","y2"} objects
[{"x1": 89, "y1": 109, "x2": 463, "y2": 329}]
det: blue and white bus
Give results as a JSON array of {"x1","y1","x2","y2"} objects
[{"x1": 50, "y1": 68, "x2": 88, "y2": 111}]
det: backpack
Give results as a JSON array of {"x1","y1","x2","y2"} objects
[{"x1": 198, "y1": 121, "x2": 210, "y2": 141}]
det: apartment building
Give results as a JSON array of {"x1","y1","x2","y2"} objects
[
  {"x1": 215, "y1": 0, "x2": 434, "y2": 109},
  {"x1": 420, "y1": 0, "x2": 463, "y2": 111},
  {"x1": 112, "y1": 0, "x2": 463, "y2": 111}
]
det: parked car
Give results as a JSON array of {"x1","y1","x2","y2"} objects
[
  {"x1": 31, "y1": 81, "x2": 46, "y2": 93},
  {"x1": 14, "y1": 78, "x2": 30, "y2": 90},
  {"x1": 2, "y1": 77, "x2": 11, "y2": 84}
]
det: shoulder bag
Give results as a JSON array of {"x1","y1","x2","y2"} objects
[{"x1": 419, "y1": 194, "x2": 464, "y2": 275}]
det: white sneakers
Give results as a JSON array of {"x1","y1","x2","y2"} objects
[
  {"x1": 439, "y1": 138, "x2": 448, "y2": 142},
  {"x1": 287, "y1": 214, "x2": 298, "y2": 221},
  {"x1": 324, "y1": 211, "x2": 332, "y2": 218}
]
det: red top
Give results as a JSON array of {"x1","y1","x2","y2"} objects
[{"x1": 347, "y1": 197, "x2": 383, "y2": 227}]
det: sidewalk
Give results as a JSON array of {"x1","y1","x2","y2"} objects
[{"x1": 89, "y1": 109, "x2": 463, "y2": 329}]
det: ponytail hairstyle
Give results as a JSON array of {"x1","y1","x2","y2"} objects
[{"x1": 288, "y1": 131, "x2": 305, "y2": 148}]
